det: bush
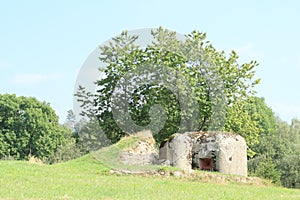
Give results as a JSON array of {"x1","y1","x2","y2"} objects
[
  {"x1": 255, "y1": 158, "x2": 281, "y2": 185},
  {"x1": 278, "y1": 155, "x2": 300, "y2": 188}
]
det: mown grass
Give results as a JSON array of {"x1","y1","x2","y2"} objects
[{"x1": 1, "y1": 154, "x2": 300, "y2": 200}]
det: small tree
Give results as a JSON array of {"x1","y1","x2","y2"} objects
[{"x1": 255, "y1": 158, "x2": 281, "y2": 185}]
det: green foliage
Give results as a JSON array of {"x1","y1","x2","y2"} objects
[
  {"x1": 224, "y1": 100, "x2": 261, "y2": 157},
  {"x1": 255, "y1": 158, "x2": 281, "y2": 185},
  {"x1": 64, "y1": 109, "x2": 76, "y2": 131},
  {"x1": 76, "y1": 27, "x2": 260, "y2": 150},
  {"x1": 278, "y1": 155, "x2": 300, "y2": 188},
  {"x1": 247, "y1": 97, "x2": 277, "y2": 136},
  {"x1": 249, "y1": 117, "x2": 300, "y2": 188},
  {"x1": 224, "y1": 97, "x2": 277, "y2": 157},
  {"x1": 276, "y1": 118, "x2": 300, "y2": 188},
  {"x1": 46, "y1": 125, "x2": 86, "y2": 164},
  {"x1": 75, "y1": 118, "x2": 111, "y2": 152},
  {"x1": 0, "y1": 94, "x2": 69, "y2": 160}
]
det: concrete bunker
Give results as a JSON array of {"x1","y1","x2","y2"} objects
[{"x1": 159, "y1": 132, "x2": 247, "y2": 176}]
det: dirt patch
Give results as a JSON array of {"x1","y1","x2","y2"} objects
[
  {"x1": 109, "y1": 168, "x2": 267, "y2": 186},
  {"x1": 28, "y1": 156, "x2": 43, "y2": 164}
]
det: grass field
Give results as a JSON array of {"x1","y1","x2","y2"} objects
[{"x1": 1, "y1": 154, "x2": 300, "y2": 200}]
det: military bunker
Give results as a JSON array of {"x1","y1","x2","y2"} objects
[{"x1": 159, "y1": 132, "x2": 247, "y2": 177}]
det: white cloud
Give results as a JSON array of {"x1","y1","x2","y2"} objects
[{"x1": 11, "y1": 73, "x2": 63, "y2": 85}]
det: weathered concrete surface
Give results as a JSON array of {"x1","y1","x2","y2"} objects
[
  {"x1": 159, "y1": 133, "x2": 194, "y2": 170},
  {"x1": 120, "y1": 130, "x2": 158, "y2": 165},
  {"x1": 168, "y1": 133, "x2": 193, "y2": 170},
  {"x1": 216, "y1": 134, "x2": 247, "y2": 177},
  {"x1": 159, "y1": 132, "x2": 248, "y2": 177}
]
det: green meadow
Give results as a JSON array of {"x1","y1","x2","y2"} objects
[{"x1": 1, "y1": 153, "x2": 300, "y2": 200}]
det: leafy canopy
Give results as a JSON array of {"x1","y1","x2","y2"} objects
[
  {"x1": 0, "y1": 94, "x2": 70, "y2": 161},
  {"x1": 76, "y1": 27, "x2": 260, "y2": 150}
]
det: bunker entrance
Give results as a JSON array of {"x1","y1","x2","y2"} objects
[
  {"x1": 192, "y1": 156, "x2": 216, "y2": 171},
  {"x1": 200, "y1": 158, "x2": 213, "y2": 170}
]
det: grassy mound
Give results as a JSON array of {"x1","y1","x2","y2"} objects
[{"x1": 92, "y1": 131, "x2": 160, "y2": 171}]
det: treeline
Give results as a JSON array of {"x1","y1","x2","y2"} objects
[
  {"x1": 0, "y1": 94, "x2": 86, "y2": 163},
  {"x1": 1, "y1": 93, "x2": 299, "y2": 188},
  {"x1": 249, "y1": 118, "x2": 300, "y2": 188}
]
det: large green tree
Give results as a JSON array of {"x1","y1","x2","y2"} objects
[
  {"x1": 225, "y1": 96, "x2": 277, "y2": 156},
  {"x1": 76, "y1": 27, "x2": 260, "y2": 149},
  {"x1": 0, "y1": 94, "x2": 70, "y2": 160}
]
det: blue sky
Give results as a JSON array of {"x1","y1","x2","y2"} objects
[{"x1": 1, "y1": 1, "x2": 300, "y2": 123}]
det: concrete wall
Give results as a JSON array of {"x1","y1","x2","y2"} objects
[
  {"x1": 159, "y1": 133, "x2": 193, "y2": 170},
  {"x1": 159, "y1": 132, "x2": 248, "y2": 176},
  {"x1": 169, "y1": 134, "x2": 193, "y2": 170},
  {"x1": 216, "y1": 134, "x2": 247, "y2": 176},
  {"x1": 120, "y1": 152, "x2": 158, "y2": 165}
]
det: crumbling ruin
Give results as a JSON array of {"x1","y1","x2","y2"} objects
[
  {"x1": 159, "y1": 132, "x2": 247, "y2": 177},
  {"x1": 119, "y1": 130, "x2": 158, "y2": 165}
]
